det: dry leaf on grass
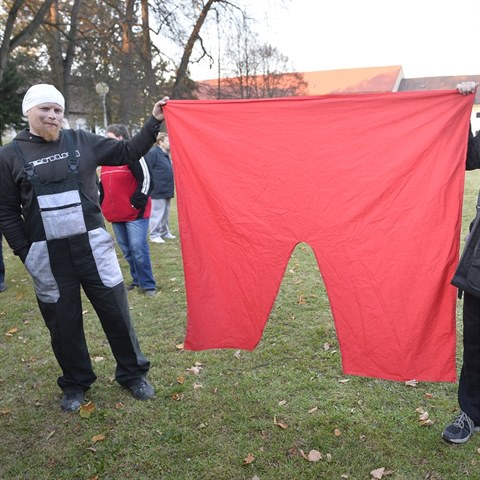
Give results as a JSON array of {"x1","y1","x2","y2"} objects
[
  {"x1": 243, "y1": 453, "x2": 255, "y2": 464},
  {"x1": 175, "y1": 343, "x2": 184, "y2": 351},
  {"x1": 405, "y1": 379, "x2": 418, "y2": 387},
  {"x1": 79, "y1": 401, "x2": 96, "y2": 418},
  {"x1": 308, "y1": 406, "x2": 318, "y2": 414},
  {"x1": 334, "y1": 428, "x2": 342, "y2": 436},
  {"x1": 370, "y1": 467, "x2": 385, "y2": 479},
  {"x1": 370, "y1": 467, "x2": 394, "y2": 479},
  {"x1": 307, "y1": 450, "x2": 322, "y2": 462},
  {"x1": 92, "y1": 434, "x2": 106, "y2": 444},
  {"x1": 273, "y1": 416, "x2": 288, "y2": 429}
]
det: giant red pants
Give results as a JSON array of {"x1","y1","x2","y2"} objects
[{"x1": 164, "y1": 91, "x2": 474, "y2": 382}]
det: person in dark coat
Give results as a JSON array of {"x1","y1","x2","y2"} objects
[
  {"x1": 443, "y1": 80, "x2": 480, "y2": 443},
  {"x1": 145, "y1": 132, "x2": 176, "y2": 243}
]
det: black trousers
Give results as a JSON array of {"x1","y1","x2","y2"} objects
[
  {"x1": 459, "y1": 292, "x2": 480, "y2": 424},
  {"x1": 35, "y1": 234, "x2": 150, "y2": 392}
]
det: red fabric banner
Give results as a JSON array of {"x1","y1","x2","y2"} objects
[{"x1": 164, "y1": 91, "x2": 474, "y2": 382}]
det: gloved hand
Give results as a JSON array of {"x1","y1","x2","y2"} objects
[
  {"x1": 130, "y1": 191, "x2": 149, "y2": 209},
  {"x1": 456, "y1": 81, "x2": 478, "y2": 95}
]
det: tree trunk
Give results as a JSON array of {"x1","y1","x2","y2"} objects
[{"x1": 171, "y1": 0, "x2": 217, "y2": 99}]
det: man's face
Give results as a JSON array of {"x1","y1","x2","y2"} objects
[{"x1": 27, "y1": 103, "x2": 64, "y2": 142}]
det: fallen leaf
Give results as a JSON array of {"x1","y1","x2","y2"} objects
[
  {"x1": 186, "y1": 366, "x2": 201, "y2": 375},
  {"x1": 177, "y1": 375, "x2": 186, "y2": 384},
  {"x1": 405, "y1": 379, "x2": 418, "y2": 387},
  {"x1": 171, "y1": 393, "x2": 182, "y2": 401},
  {"x1": 326, "y1": 453, "x2": 332, "y2": 462},
  {"x1": 308, "y1": 406, "x2": 318, "y2": 414},
  {"x1": 334, "y1": 428, "x2": 342, "y2": 436},
  {"x1": 307, "y1": 449, "x2": 322, "y2": 462},
  {"x1": 298, "y1": 295, "x2": 306, "y2": 305},
  {"x1": 193, "y1": 382, "x2": 203, "y2": 390},
  {"x1": 92, "y1": 434, "x2": 106, "y2": 444},
  {"x1": 243, "y1": 453, "x2": 255, "y2": 464},
  {"x1": 338, "y1": 378, "x2": 350, "y2": 384},
  {"x1": 370, "y1": 467, "x2": 385, "y2": 479},
  {"x1": 234, "y1": 350, "x2": 242, "y2": 359},
  {"x1": 86, "y1": 446, "x2": 96, "y2": 453},
  {"x1": 1, "y1": 409, "x2": 11, "y2": 416},
  {"x1": 424, "y1": 393, "x2": 433, "y2": 399},
  {"x1": 273, "y1": 416, "x2": 288, "y2": 429},
  {"x1": 92, "y1": 356, "x2": 104, "y2": 363},
  {"x1": 79, "y1": 401, "x2": 96, "y2": 418},
  {"x1": 115, "y1": 402, "x2": 124, "y2": 409},
  {"x1": 341, "y1": 475, "x2": 349, "y2": 479},
  {"x1": 418, "y1": 411, "x2": 429, "y2": 421},
  {"x1": 46, "y1": 430, "x2": 55, "y2": 440},
  {"x1": 278, "y1": 400, "x2": 287, "y2": 406},
  {"x1": 323, "y1": 342, "x2": 331, "y2": 350},
  {"x1": 175, "y1": 343, "x2": 184, "y2": 351},
  {"x1": 7, "y1": 327, "x2": 18, "y2": 334}
]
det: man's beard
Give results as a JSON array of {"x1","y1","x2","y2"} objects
[{"x1": 36, "y1": 124, "x2": 61, "y2": 142}]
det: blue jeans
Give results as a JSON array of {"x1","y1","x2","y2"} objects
[{"x1": 112, "y1": 219, "x2": 156, "y2": 290}]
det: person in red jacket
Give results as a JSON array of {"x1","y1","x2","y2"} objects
[{"x1": 100, "y1": 124, "x2": 157, "y2": 295}]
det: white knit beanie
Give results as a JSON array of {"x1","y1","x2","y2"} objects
[{"x1": 22, "y1": 84, "x2": 65, "y2": 115}]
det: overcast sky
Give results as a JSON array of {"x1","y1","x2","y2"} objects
[{"x1": 190, "y1": 0, "x2": 480, "y2": 80}]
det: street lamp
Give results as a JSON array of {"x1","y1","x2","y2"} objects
[{"x1": 95, "y1": 82, "x2": 109, "y2": 129}]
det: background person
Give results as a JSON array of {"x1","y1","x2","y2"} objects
[
  {"x1": 99, "y1": 124, "x2": 157, "y2": 295},
  {"x1": 0, "y1": 231, "x2": 6, "y2": 292},
  {"x1": 145, "y1": 132, "x2": 176, "y2": 243},
  {"x1": 0, "y1": 83, "x2": 167, "y2": 412},
  {"x1": 443, "y1": 80, "x2": 480, "y2": 443}
]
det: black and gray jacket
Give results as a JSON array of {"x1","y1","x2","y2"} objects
[{"x1": 452, "y1": 128, "x2": 480, "y2": 296}]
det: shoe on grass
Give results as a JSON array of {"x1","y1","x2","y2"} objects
[
  {"x1": 144, "y1": 289, "x2": 157, "y2": 296},
  {"x1": 150, "y1": 237, "x2": 165, "y2": 244},
  {"x1": 0, "y1": 282, "x2": 7, "y2": 292},
  {"x1": 442, "y1": 411, "x2": 480, "y2": 444},
  {"x1": 124, "y1": 379, "x2": 155, "y2": 400},
  {"x1": 163, "y1": 233, "x2": 176, "y2": 240},
  {"x1": 126, "y1": 283, "x2": 138, "y2": 291},
  {"x1": 61, "y1": 391, "x2": 85, "y2": 412}
]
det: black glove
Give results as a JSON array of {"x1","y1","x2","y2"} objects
[{"x1": 130, "y1": 191, "x2": 149, "y2": 210}]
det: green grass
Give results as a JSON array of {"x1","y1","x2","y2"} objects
[{"x1": 1, "y1": 172, "x2": 480, "y2": 480}]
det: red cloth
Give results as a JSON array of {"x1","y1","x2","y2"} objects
[{"x1": 164, "y1": 91, "x2": 474, "y2": 382}]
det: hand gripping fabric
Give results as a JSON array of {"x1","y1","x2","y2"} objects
[{"x1": 164, "y1": 91, "x2": 474, "y2": 382}]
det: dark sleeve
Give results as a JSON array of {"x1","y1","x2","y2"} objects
[
  {"x1": 129, "y1": 157, "x2": 152, "y2": 209},
  {"x1": 0, "y1": 151, "x2": 31, "y2": 261},
  {"x1": 93, "y1": 116, "x2": 163, "y2": 167},
  {"x1": 466, "y1": 129, "x2": 480, "y2": 171}
]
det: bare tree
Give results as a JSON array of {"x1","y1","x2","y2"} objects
[{"x1": 0, "y1": 0, "x2": 55, "y2": 83}]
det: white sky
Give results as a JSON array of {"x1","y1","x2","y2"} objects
[{"x1": 189, "y1": 0, "x2": 480, "y2": 80}]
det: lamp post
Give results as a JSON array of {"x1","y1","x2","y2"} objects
[{"x1": 95, "y1": 82, "x2": 109, "y2": 129}]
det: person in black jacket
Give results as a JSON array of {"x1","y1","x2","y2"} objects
[
  {"x1": 145, "y1": 132, "x2": 176, "y2": 243},
  {"x1": 0, "y1": 231, "x2": 6, "y2": 292},
  {"x1": 443, "y1": 80, "x2": 480, "y2": 443},
  {"x1": 0, "y1": 83, "x2": 167, "y2": 412}
]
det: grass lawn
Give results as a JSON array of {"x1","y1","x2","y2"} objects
[{"x1": 1, "y1": 171, "x2": 480, "y2": 480}]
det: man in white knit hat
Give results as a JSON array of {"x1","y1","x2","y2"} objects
[{"x1": 0, "y1": 83, "x2": 168, "y2": 412}]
